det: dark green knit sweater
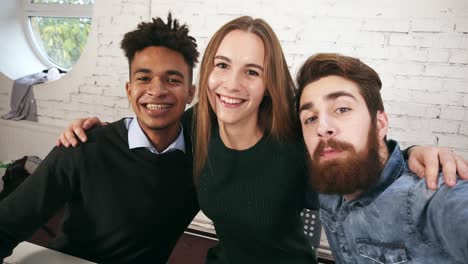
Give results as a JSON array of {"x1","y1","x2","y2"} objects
[
  {"x1": 197, "y1": 128, "x2": 317, "y2": 264},
  {"x1": 0, "y1": 119, "x2": 198, "y2": 263}
]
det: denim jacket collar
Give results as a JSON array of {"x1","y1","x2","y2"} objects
[{"x1": 352, "y1": 140, "x2": 408, "y2": 206}]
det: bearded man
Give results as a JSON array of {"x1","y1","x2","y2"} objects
[{"x1": 297, "y1": 53, "x2": 468, "y2": 264}]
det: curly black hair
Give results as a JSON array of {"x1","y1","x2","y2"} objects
[{"x1": 121, "y1": 13, "x2": 199, "y2": 79}]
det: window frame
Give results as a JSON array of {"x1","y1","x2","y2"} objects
[{"x1": 22, "y1": 0, "x2": 94, "y2": 70}]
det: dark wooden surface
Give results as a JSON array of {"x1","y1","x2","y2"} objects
[{"x1": 168, "y1": 232, "x2": 217, "y2": 264}]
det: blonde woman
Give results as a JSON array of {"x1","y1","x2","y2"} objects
[{"x1": 192, "y1": 16, "x2": 316, "y2": 263}]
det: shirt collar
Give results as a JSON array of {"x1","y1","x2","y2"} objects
[{"x1": 125, "y1": 117, "x2": 185, "y2": 154}]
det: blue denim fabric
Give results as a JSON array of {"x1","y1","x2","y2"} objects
[{"x1": 317, "y1": 140, "x2": 468, "y2": 264}]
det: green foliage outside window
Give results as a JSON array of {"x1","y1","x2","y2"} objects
[
  {"x1": 30, "y1": 17, "x2": 91, "y2": 69},
  {"x1": 28, "y1": 0, "x2": 94, "y2": 69}
]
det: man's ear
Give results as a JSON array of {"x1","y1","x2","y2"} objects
[
  {"x1": 187, "y1": 84, "x2": 196, "y2": 104},
  {"x1": 125, "y1": 82, "x2": 131, "y2": 98},
  {"x1": 376, "y1": 110, "x2": 389, "y2": 141}
]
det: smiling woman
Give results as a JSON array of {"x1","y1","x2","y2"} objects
[{"x1": 23, "y1": 0, "x2": 94, "y2": 70}]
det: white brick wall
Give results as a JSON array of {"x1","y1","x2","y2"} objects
[{"x1": 2, "y1": 0, "x2": 468, "y2": 158}]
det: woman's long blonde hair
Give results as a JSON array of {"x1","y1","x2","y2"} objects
[{"x1": 193, "y1": 16, "x2": 298, "y2": 179}]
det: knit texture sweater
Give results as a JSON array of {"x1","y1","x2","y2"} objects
[
  {"x1": 0, "y1": 119, "x2": 199, "y2": 263},
  {"x1": 197, "y1": 128, "x2": 317, "y2": 264}
]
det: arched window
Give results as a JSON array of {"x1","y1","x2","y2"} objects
[{"x1": 23, "y1": 0, "x2": 94, "y2": 70}]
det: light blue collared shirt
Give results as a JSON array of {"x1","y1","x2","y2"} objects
[{"x1": 124, "y1": 117, "x2": 185, "y2": 154}]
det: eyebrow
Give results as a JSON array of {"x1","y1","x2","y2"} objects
[
  {"x1": 133, "y1": 68, "x2": 185, "y2": 79},
  {"x1": 299, "y1": 102, "x2": 314, "y2": 113},
  {"x1": 299, "y1": 91, "x2": 358, "y2": 113},
  {"x1": 133, "y1": 68, "x2": 151, "y2": 75},
  {"x1": 166, "y1": 70, "x2": 185, "y2": 79},
  {"x1": 214, "y1": 55, "x2": 264, "y2": 71}
]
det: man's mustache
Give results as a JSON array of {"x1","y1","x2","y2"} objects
[{"x1": 313, "y1": 139, "x2": 354, "y2": 159}]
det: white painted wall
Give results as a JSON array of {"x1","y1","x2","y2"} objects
[
  {"x1": 0, "y1": 0, "x2": 467, "y2": 158},
  {"x1": 0, "y1": 0, "x2": 47, "y2": 79}
]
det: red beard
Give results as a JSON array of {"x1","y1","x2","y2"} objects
[{"x1": 308, "y1": 122, "x2": 384, "y2": 195}]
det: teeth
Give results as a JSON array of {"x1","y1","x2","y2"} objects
[
  {"x1": 146, "y1": 104, "x2": 170, "y2": 110},
  {"x1": 220, "y1": 95, "x2": 243, "y2": 104}
]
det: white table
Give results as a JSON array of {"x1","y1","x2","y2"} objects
[{"x1": 3, "y1": 242, "x2": 95, "y2": 264}]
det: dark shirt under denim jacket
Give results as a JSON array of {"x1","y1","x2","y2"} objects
[{"x1": 317, "y1": 140, "x2": 468, "y2": 264}]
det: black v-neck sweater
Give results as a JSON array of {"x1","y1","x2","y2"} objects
[{"x1": 0, "y1": 119, "x2": 198, "y2": 263}]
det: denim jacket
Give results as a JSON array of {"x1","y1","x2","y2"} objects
[{"x1": 318, "y1": 140, "x2": 468, "y2": 264}]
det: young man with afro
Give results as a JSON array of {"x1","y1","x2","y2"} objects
[{"x1": 0, "y1": 13, "x2": 199, "y2": 263}]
